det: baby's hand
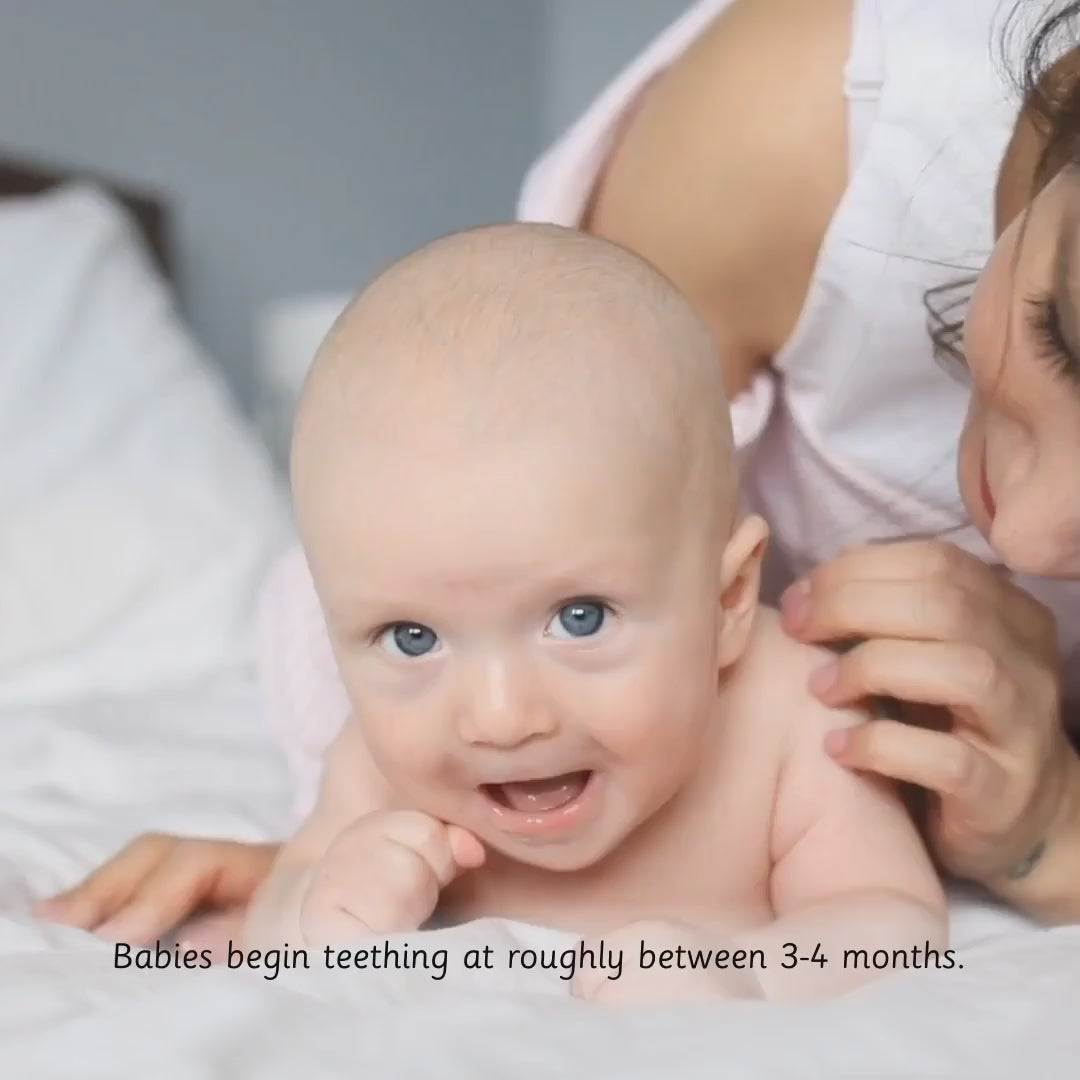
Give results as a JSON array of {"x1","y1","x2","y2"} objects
[
  {"x1": 299, "y1": 810, "x2": 484, "y2": 945},
  {"x1": 571, "y1": 919, "x2": 762, "y2": 1006},
  {"x1": 34, "y1": 834, "x2": 278, "y2": 946}
]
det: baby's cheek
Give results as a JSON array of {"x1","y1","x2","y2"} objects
[
  {"x1": 595, "y1": 657, "x2": 712, "y2": 762},
  {"x1": 594, "y1": 695, "x2": 667, "y2": 759},
  {"x1": 362, "y1": 709, "x2": 445, "y2": 782}
]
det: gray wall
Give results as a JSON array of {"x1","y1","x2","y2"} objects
[
  {"x1": 0, "y1": 1, "x2": 544, "y2": 404},
  {"x1": 542, "y1": 0, "x2": 689, "y2": 139},
  {"x1": 0, "y1": 1, "x2": 694, "y2": 406}
]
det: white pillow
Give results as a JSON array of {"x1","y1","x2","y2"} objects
[{"x1": 0, "y1": 183, "x2": 292, "y2": 703}]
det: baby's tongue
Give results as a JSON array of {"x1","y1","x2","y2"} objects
[{"x1": 492, "y1": 771, "x2": 587, "y2": 812}]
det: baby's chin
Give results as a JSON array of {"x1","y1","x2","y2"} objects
[{"x1": 486, "y1": 840, "x2": 607, "y2": 873}]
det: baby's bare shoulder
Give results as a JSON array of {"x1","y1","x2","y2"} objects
[
  {"x1": 320, "y1": 720, "x2": 395, "y2": 810},
  {"x1": 726, "y1": 607, "x2": 873, "y2": 777},
  {"x1": 283, "y1": 719, "x2": 396, "y2": 862},
  {"x1": 731, "y1": 607, "x2": 853, "y2": 718}
]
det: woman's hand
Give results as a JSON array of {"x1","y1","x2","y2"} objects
[
  {"x1": 779, "y1": 540, "x2": 1080, "y2": 894},
  {"x1": 35, "y1": 834, "x2": 279, "y2": 945}
]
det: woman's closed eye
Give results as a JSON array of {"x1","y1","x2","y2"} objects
[
  {"x1": 376, "y1": 622, "x2": 440, "y2": 658},
  {"x1": 1024, "y1": 292, "x2": 1080, "y2": 382},
  {"x1": 544, "y1": 599, "x2": 612, "y2": 640}
]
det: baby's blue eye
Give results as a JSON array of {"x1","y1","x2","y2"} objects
[
  {"x1": 547, "y1": 601, "x2": 606, "y2": 639},
  {"x1": 380, "y1": 623, "x2": 439, "y2": 658}
]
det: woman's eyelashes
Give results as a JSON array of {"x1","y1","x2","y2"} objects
[
  {"x1": 1024, "y1": 292, "x2": 1080, "y2": 382},
  {"x1": 372, "y1": 599, "x2": 616, "y2": 658}
]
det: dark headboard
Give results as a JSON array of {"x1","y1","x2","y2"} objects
[{"x1": 0, "y1": 151, "x2": 172, "y2": 279}]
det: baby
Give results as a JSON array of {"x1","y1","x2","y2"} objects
[{"x1": 235, "y1": 222, "x2": 945, "y2": 1003}]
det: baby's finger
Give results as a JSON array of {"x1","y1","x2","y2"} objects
[
  {"x1": 375, "y1": 813, "x2": 462, "y2": 888},
  {"x1": 825, "y1": 719, "x2": 1005, "y2": 804},
  {"x1": 368, "y1": 841, "x2": 445, "y2": 931},
  {"x1": 446, "y1": 826, "x2": 486, "y2": 871},
  {"x1": 811, "y1": 639, "x2": 1018, "y2": 740},
  {"x1": 33, "y1": 834, "x2": 172, "y2": 929},
  {"x1": 306, "y1": 902, "x2": 379, "y2": 946}
]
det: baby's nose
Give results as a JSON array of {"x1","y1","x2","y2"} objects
[{"x1": 455, "y1": 654, "x2": 557, "y2": 748}]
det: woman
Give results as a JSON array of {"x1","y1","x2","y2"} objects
[{"x1": 38, "y1": 0, "x2": 1080, "y2": 941}]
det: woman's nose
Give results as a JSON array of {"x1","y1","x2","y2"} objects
[{"x1": 455, "y1": 653, "x2": 557, "y2": 748}]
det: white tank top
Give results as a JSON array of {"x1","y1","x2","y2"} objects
[{"x1": 517, "y1": 0, "x2": 1080, "y2": 696}]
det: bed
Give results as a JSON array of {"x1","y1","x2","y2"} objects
[{"x1": 0, "y1": 154, "x2": 1078, "y2": 1079}]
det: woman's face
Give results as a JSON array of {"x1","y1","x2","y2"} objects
[{"x1": 960, "y1": 166, "x2": 1080, "y2": 577}]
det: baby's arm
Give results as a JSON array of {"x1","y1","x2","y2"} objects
[
  {"x1": 733, "y1": 681, "x2": 947, "y2": 1001},
  {"x1": 242, "y1": 720, "x2": 484, "y2": 950},
  {"x1": 242, "y1": 719, "x2": 388, "y2": 948}
]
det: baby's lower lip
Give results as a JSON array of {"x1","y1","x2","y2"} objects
[{"x1": 480, "y1": 770, "x2": 597, "y2": 839}]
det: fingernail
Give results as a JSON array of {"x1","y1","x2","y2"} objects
[
  {"x1": 809, "y1": 660, "x2": 838, "y2": 696},
  {"x1": 824, "y1": 729, "x2": 849, "y2": 756},
  {"x1": 780, "y1": 580, "x2": 810, "y2": 630}
]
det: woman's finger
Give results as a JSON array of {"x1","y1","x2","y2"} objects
[
  {"x1": 200, "y1": 841, "x2": 280, "y2": 905},
  {"x1": 94, "y1": 846, "x2": 225, "y2": 944},
  {"x1": 33, "y1": 834, "x2": 172, "y2": 929},
  {"x1": 826, "y1": 719, "x2": 1006, "y2": 804},
  {"x1": 811, "y1": 638, "x2": 1019, "y2": 740},
  {"x1": 175, "y1": 909, "x2": 247, "y2": 962},
  {"x1": 784, "y1": 541, "x2": 1050, "y2": 646},
  {"x1": 782, "y1": 573, "x2": 1001, "y2": 649},
  {"x1": 797, "y1": 540, "x2": 994, "y2": 591}
]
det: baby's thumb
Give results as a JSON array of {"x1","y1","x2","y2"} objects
[{"x1": 445, "y1": 826, "x2": 486, "y2": 873}]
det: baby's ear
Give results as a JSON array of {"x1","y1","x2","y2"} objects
[{"x1": 715, "y1": 514, "x2": 768, "y2": 669}]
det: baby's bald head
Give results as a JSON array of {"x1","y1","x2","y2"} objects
[{"x1": 291, "y1": 224, "x2": 736, "y2": 585}]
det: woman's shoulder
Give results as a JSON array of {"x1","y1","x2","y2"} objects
[
  {"x1": 516, "y1": 0, "x2": 856, "y2": 397},
  {"x1": 581, "y1": 0, "x2": 854, "y2": 373},
  {"x1": 519, "y1": 1, "x2": 1019, "y2": 373}
]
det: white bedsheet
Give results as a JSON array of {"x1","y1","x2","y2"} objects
[
  {"x1": 1, "y1": 680, "x2": 1079, "y2": 1078},
  {"x1": 1, "y1": 183, "x2": 1078, "y2": 1077}
]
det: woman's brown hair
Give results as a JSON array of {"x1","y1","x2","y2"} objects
[{"x1": 926, "y1": 1, "x2": 1080, "y2": 366}]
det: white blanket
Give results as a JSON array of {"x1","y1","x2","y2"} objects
[{"x1": 2, "y1": 680, "x2": 1079, "y2": 1078}]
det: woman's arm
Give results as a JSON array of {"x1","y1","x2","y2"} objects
[
  {"x1": 992, "y1": 750, "x2": 1080, "y2": 924},
  {"x1": 583, "y1": 0, "x2": 852, "y2": 395}
]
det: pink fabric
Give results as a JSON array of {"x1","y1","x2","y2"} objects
[
  {"x1": 258, "y1": 0, "x2": 1080, "y2": 827},
  {"x1": 256, "y1": 546, "x2": 348, "y2": 826}
]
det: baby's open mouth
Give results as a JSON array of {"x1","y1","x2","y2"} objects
[{"x1": 482, "y1": 770, "x2": 592, "y2": 813}]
